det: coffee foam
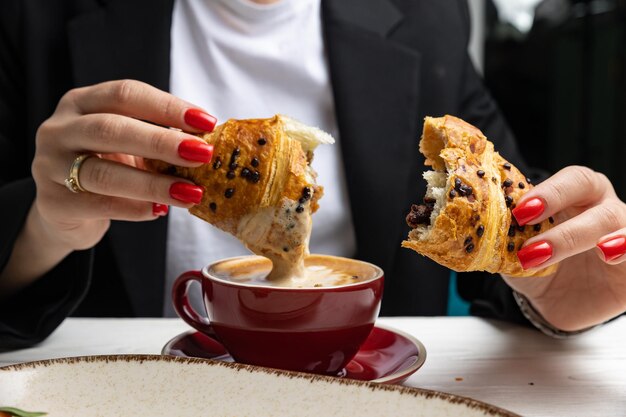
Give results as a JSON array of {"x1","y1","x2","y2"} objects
[{"x1": 210, "y1": 255, "x2": 380, "y2": 288}]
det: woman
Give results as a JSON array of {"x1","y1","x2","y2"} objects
[{"x1": 0, "y1": 0, "x2": 624, "y2": 349}]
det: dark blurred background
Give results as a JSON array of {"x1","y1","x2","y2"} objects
[{"x1": 470, "y1": 0, "x2": 625, "y2": 199}]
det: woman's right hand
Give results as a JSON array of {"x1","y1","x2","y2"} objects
[{"x1": 31, "y1": 79, "x2": 216, "y2": 253}]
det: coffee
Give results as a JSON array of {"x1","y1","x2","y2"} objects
[
  {"x1": 210, "y1": 255, "x2": 380, "y2": 288},
  {"x1": 173, "y1": 254, "x2": 384, "y2": 374}
]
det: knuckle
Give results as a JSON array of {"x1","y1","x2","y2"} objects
[
  {"x1": 546, "y1": 181, "x2": 567, "y2": 209},
  {"x1": 110, "y1": 79, "x2": 137, "y2": 105},
  {"x1": 597, "y1": 201, "x2": 625, "y2": 230},
  {"x1": 570, "y1": 166, "x2": 596, "y2": 187},
  {"x1": 35, "y1": 119, "x2": 56, "y2": 145},
  {"x1": 145, "y1": 175, "x2": 162, "y2": 200},
  {"x1": 554, "y1": 226, "x2": 580, "y2": 253},
  {"x1": 31, "y1": 154, "x2": 54, "y2": 182},
  {"x1": 90, "y1": 115, "x2": 123, "y2": 145},
  {"x1": 161, "y1": 96, "x2": 180, "y2": 120},
  {"x1": 61, "y1": 87, "x2": 81, "y2": 104},
  {"x1": 148, "y1": 129, "x2": 172, "y2": 156}
]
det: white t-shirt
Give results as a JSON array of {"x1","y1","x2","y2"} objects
[{"x1": 164, "y1": 0, "x2": 357, "y2": 315}]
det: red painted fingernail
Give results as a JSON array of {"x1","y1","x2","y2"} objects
[
  {"x1": 178, "y1": 139, "x2": 213, "y2": 163},
  {"x1": 597, "y1": 236, "x2": 626, "y2": 262},
  {"x1": 184, "y1": 109, "x2": 217, "y2": 132},
  {"x1": 517, "y1": 241, "x2": 553, "y2": 270},
  {"x1": 169, "y1": 182, "x2": 203, "y2": 204},
  {"x1": 512, "y1": 197, "x2": 545, "y2": 226},
  {"x1": 152, "y1": 203, "x2": 169, "y2": 216}
]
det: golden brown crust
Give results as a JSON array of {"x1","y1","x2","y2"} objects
[
  {"x1": 145, "y1": 115, "x2": 321, "y2": 235},
  {"x1": 402, "y1": 115, "x2": 558, "y2": 278}
]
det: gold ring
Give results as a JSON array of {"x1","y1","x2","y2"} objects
[{"x1": 64, "y1": 153, "x2": 95, "y2": 193}]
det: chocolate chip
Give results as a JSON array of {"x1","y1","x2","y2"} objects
[
  {"x1": 503, "y1": 163, "x2": 511, "y2": 170},
  {"x1": 508, "y1": 226, "x2": 516, "y2": 237},
  {"x1": 295, "y1": 205, "x2": 305, "y2": 213},
  {"x1": 503, "y1": 179, "x2": 513, "y2": 188},
  {"x1": 507, "y1": 242, "x2": 515, "y2": 252},
  {"x1": 232, "y1": 148, "x2": 240, "y2": 157},
  {"x1": 229, "y1": 162, "x2": 238, "y2": 171},
  {"x1": 464, "y1": 236, "x2": 473, "y2": 246},
  {"x1": 476, "y1": 225, "x2": 485, "y2": 237},
  {"x1": 301, "y1": 187, "x2": 312, "y2": 201},
  {"x1": 298, "y1": 197, "x2": 307, "y2": 204},
  {"x1": 283, "y1": 247, "x2": 289, "y2": 252},
  {"x1": 474, "y1": 215, "x2": 481, "y2": 221},
  {"x1": 251, "y1": 157, "x2": 260, "y2": 167},
  {"x1": 406, "y1": 204, "x2": 433, "y2": 228},
  {"x1": 287, "y1": 223, "x2": 295, "y2": 229},
  {"x1": 209, "y1": 202, "x2": 217, "y2": 212},
  {"x1": 533, "y1": 224, "x2": 541, "y2": 232},
  {"x1": 458, "y1": 185, "x2": 473, "y2": 197},
  {"x1": 517, "y1": 225, "x2": 525, "y2": 232},
  {"x1": 212, "y1": 158, "x2": 222, "y2": 170},
  {"x1": 505, "y1": 195, "x2": 514, "y2": 207},
  {"x1": 465, "y1": 243, "x2": 475, "y2": 253},
  {"x1": 549, "y1": 216, "x2": 555, "y2": 224},
  {"x1": 258, "y1": 138, "x2": 267, "y2": 145},
  {"x1": 250, "y1": 171, "x2": 260, "y2": 183},
  {"x1": 241, "y1": 168, "x2": 251, "y2": 178},
  {"x1": 449, "y1": 189, "x2": 457, "y2": 198},
  {"x1": 224, "y1": 188, "x2": 234, "y2": 198},
  {"x1": 518, "y1": 182, "x2": 526, "y2": 189},
  {"x1": 226, "y1": 170, "x2": 235, "y2": 179},
  {"x1": 454, "y1": 178, "x2": 462, "y2": 189},
  {"x1": 492, "y1": 177, "x2": 498, "y2": 184},
  {"x1": 477, "y1": 170, "x2": 485, "y2": 178}
]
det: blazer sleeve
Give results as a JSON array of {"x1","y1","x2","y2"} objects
[
  {"x1": 453, "y1": 0, "x2": 546, "y2": 326},
  {"x1": 0, "y1": 0, "x2": 92, "y2": 351}
]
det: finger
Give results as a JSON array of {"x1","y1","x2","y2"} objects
[
  {"x1": 56, "y1": 156, "x2": 204, "y2": 206},
  {"x1": 596, "y1": 229, "x2": 626, "y2": 264},
  {"x1": 516, "y1": 201, "x2": 625, "y2": 270},
  {"x1": 43, "y1": 183, "x2": 166, "y2": 222},
  {"x1": 67, "y1": 113, "x2": 213, "y2": 165},
  {"x1": 64, "y1": 80, "x2": 217, "y2": 132},
  {"x1": 512, "y1": 166, "x2": 616, "y2": 226}
]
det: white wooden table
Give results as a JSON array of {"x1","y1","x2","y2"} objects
[{"x1": 1, "y1": 316, "x2": 625, "y2": 417}]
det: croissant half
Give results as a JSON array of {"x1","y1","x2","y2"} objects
[
  {"x1": 146, "y1": 115, "x2": 334, "y2": 279},
  {"x1": 402, "y1": 115, "x2": 558, "y2": 277}
]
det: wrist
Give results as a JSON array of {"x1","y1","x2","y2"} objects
[
  {"x1": 512, "y1": 291, "x2": 598, "y2": 338},
  {"x1": 0, "y1": 204, "x2": 73, "y2": 296}
]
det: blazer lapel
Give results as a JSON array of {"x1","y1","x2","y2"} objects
[
  {"x1": 67, "y1": 0, "x2": 175, "y2": 316},
  {"x1": 322, "y1": 0, "x2": 422, "y2": 275}
]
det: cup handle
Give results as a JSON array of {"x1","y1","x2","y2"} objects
[{"x1": 172, "y1": 270, "x2": 217, "y2": 338}]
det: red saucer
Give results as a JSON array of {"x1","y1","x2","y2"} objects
[{"x1": 162, "y1": 323, "x2": 426, "y2": 384}]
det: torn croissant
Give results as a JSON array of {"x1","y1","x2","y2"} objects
[
  {"x1": 402, "y1": 115, "x2": 558, "y2": 277},
  {"x1": 146, "y1": 115, "x2": 334, "y2": 281}
]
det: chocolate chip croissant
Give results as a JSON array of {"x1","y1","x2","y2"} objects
[
  {"x1": 146, "y1": 115, "x2": 334, "y2": 279},
  {"x1": 402, "y1": 115, "x2": 558, "y2": 277}
]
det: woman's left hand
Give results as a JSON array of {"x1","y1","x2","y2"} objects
[{"x1": 501, "y1": 165, "x2": 626, "y2": 331}]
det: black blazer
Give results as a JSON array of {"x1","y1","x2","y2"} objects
[{"x1": 0, "y1": 0, "x2": 533, "y2": 349}]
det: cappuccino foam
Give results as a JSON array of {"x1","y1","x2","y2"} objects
[{"x1": 210, "y1": 255, "x2": 380, "y2": 288}]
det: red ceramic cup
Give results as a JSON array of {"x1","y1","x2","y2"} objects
[{"x1": 172, "y1": 255, "x2": 384, "y2": 375}]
